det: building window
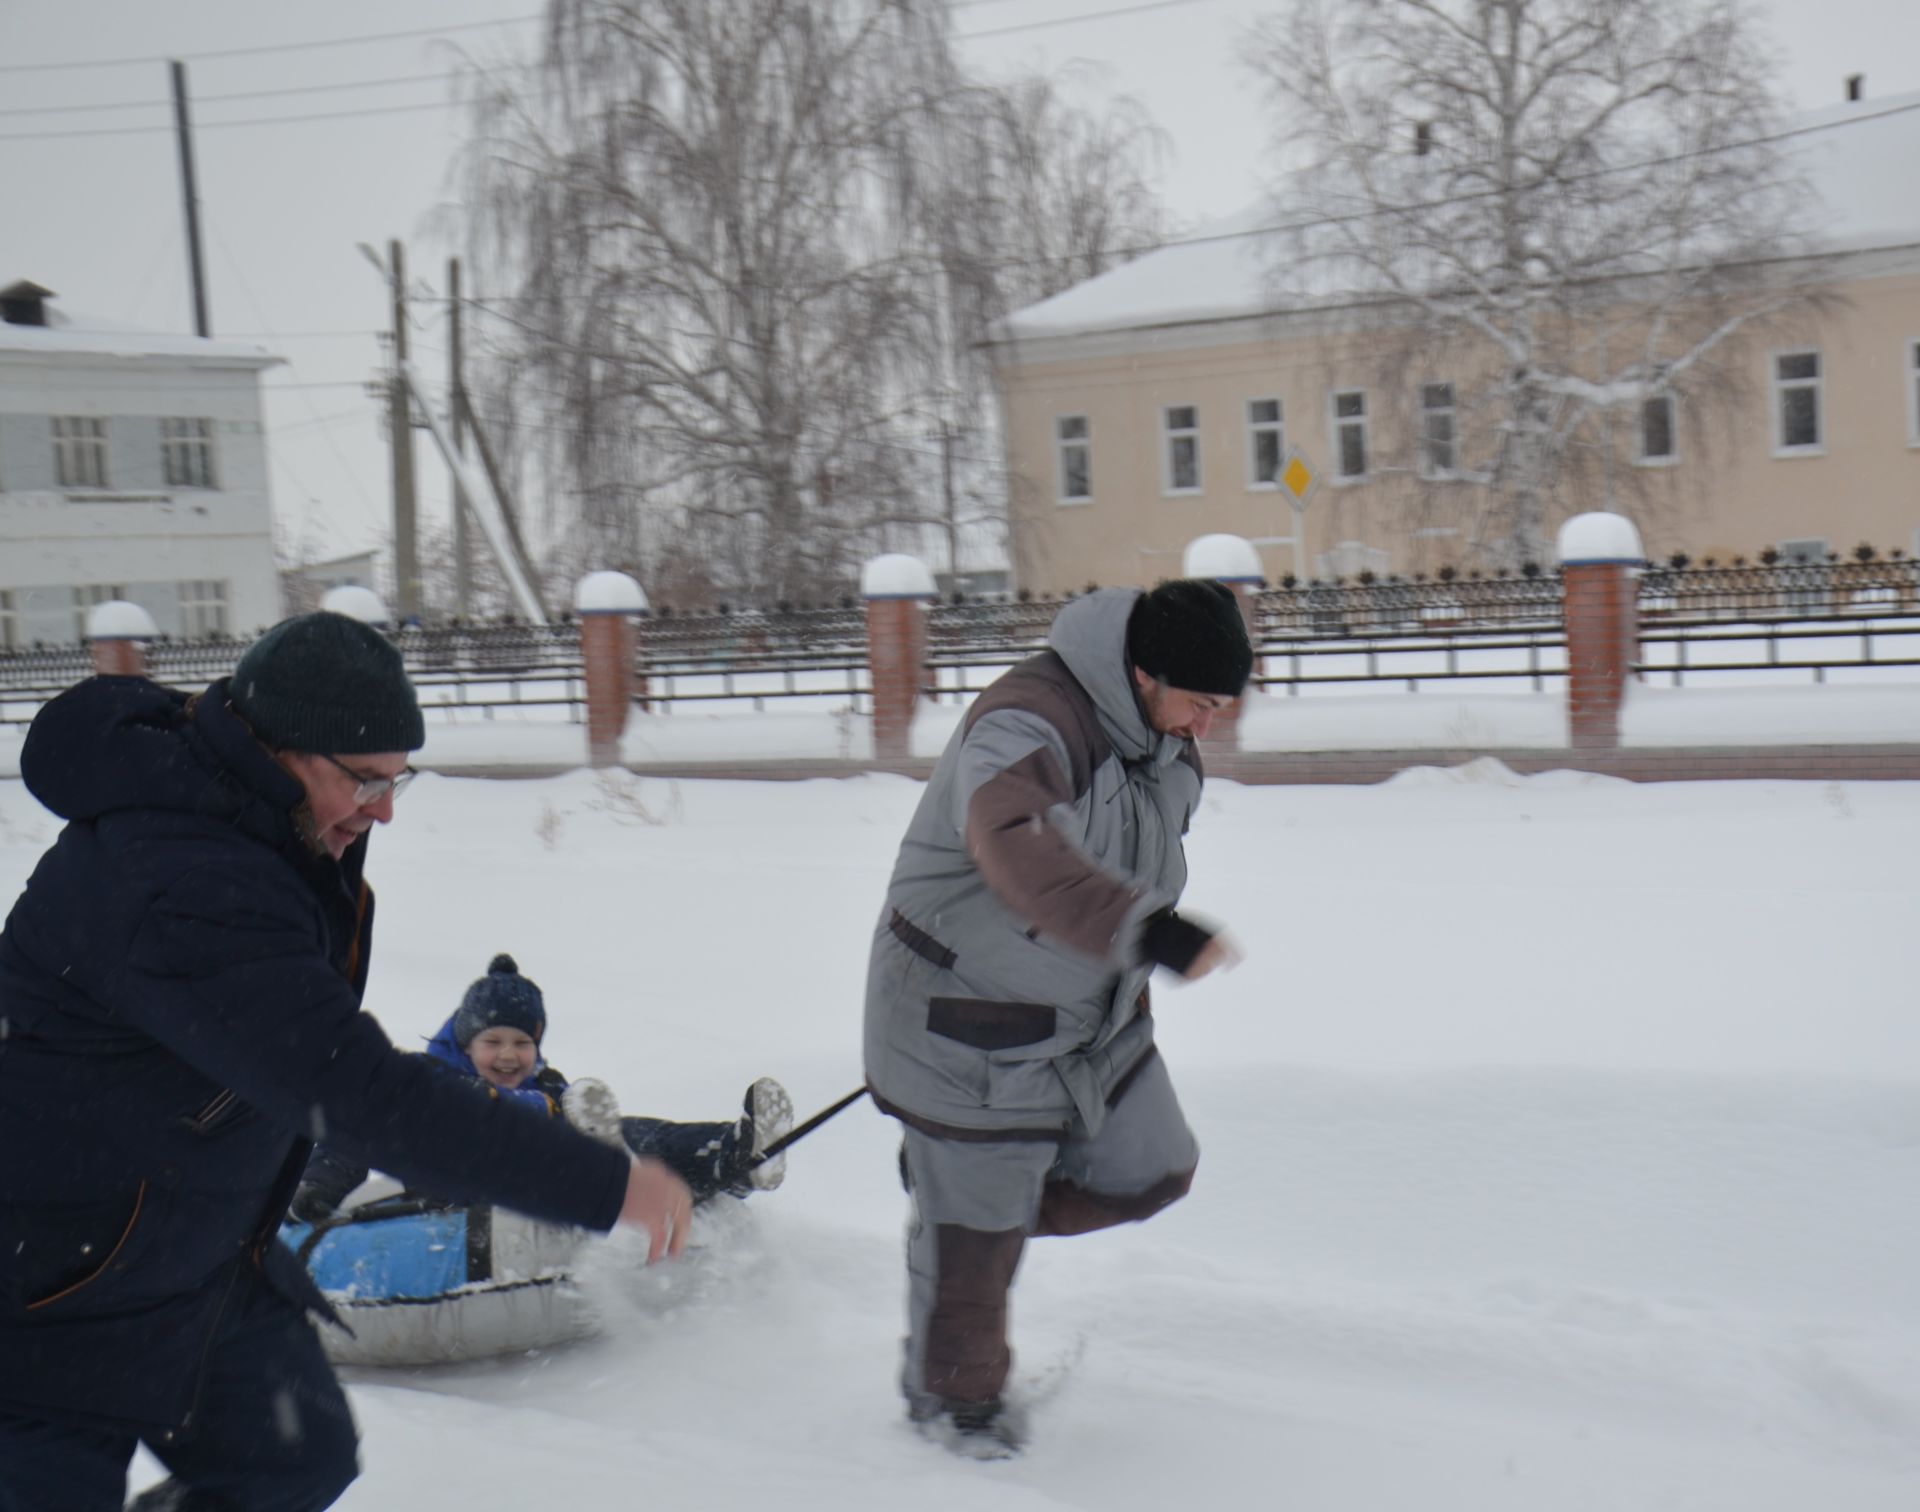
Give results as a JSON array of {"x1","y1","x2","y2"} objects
[
  {"x1": 179, "y1": 579, "x2": 230, "y2": 638},
  {"x1": 1332, "y1": 390, "x2": 1368, "y2": 479},
  {"x1": 162, "y1": 417, "x2": 217, "y2": 489},
  {"x1": 53, "y1": 416, "x2": 109, "y2": 488},
  {"x1": 1055, "y1": 415, "x2": 1091, "y2": 503},
  {"x1": 1163, "y1": 405, "x2": 1201, "y2": 494},
  {"x1": 72, "y1": 582, "x2": 127, "y2": 641},
  {"x1": 1909, "y1": 340, "x2": 1920, "y2": 446},
  {"x1": 1772, "y1": 350, "x2": 1822, "y2": 453},
  {"x1": 1639, "y1": 393, "x2": 1676, "y2": 464},
  {"x1": 1420, "y1": 383, "x2": 1456, "y2": 476},
  {"x1": 0, "y1": 589, "x2": 15, "y2": 652},
  {"x1": 1247, "y1": 398, "x2": 1283, "y2": 487}
]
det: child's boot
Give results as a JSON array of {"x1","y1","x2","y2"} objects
[
  {"x1": 562, "y1": 1077, "x2": 626, "y2": 1148},
  {"x1": 728, "y1": 1077, "x2": 794, "y2": 1193}
]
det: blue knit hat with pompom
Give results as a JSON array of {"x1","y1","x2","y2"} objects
[{"x1": 451, "y1": 953, "x2": 547, "y2": 1046}]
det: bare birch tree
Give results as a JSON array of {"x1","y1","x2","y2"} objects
[
  {"x1": 1247, "y1": 0, "x2": 1811, "y2": 565},
  {"x1": 889, "y1": 71, "x2": 1169, "y2": 591},
  {"x1": 453, "y1": 2, "x2": 1166, "y2": 603},
  {"x1": 453, "y1": 0, "x2": 961, "y2": 602}
]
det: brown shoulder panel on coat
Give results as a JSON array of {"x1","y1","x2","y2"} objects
[{"x1": 961, "y1": 651, "x2": 1110, "y2": 799}]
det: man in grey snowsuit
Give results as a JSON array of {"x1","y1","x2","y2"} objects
[{"x1": 863, "y1": 579, "x2": 1252, "y2": 1453}]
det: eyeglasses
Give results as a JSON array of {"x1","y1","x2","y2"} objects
[{"x1": 319, "y1": 753, "x2": 419, "y2": 806}]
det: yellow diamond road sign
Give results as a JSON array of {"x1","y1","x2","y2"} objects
[{"x1": 1279, "y1": 447, "x2": 1317, "y2": 506}]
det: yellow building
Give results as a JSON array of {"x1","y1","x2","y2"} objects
[{"x1": 990, "y1": 93, "x2": 1920, "y2": 593}]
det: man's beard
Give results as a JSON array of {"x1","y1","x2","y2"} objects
[{"x1": 290, "y1": 797, "x2": 332, "y2": 858}]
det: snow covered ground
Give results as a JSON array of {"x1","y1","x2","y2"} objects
[
  {"x1": 2, "y1": 763, "x2": 1916, "y2": 1509},
  {"x1": 6, "y1": 668, "x2": 1920, "y2": 777}
]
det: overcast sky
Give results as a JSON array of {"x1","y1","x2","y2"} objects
[{"x1": 6, "y1": 0, "x2": 1919, "y2": 573}]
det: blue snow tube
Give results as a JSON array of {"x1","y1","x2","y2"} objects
[
  {"x1": 283, "y1": 1199, "x2": 472, "y2": 1300},
  {"x1": 280, "y1": 1196, "x2": 598, "y2": 1366}
]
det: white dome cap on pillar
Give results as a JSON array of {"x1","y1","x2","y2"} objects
[
  {"x1": 1556, "y1": 512, "x2": 1645, "y2": 565},
  {"x1": 1182, "y1": 533, "x2": 1264, "y2": 583},
  {"x1": 861, "y1": 553, "x2": 937, "y2": 599},
  {"x1": 85, "y1": 600, "x2": 159, "y2": 640},
  {"x1": 573, "y1": 571, "x2": 649, "y2": 614},
  {"x1": 320, "y1": 585, "x2": 392, "y2": 625}
]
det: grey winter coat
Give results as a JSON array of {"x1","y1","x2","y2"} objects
[{"x1": 863, "y1": 588, "x2": 1203, "y2": 1139}]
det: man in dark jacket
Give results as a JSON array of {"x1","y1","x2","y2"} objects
[
  {"x1": 863, "y1": 580, "x2": 1252, "y2": 1457},
  {"x1": 0, "y1": 611, "x2": 691, "y2": 1512}
]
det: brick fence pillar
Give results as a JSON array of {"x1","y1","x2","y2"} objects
[
  {"x1": 1556, "y1": 512, "x2": 1644, "y2": 752},
  {"x1": 862, "y1": 553, "x2": 937, "y2": 762},
  {"x1": 574, "y1": 571, "x2": 649, "y2": 768},
  {"x1": 86, "y1": 600, "x2": 159, "y2": 678},
  {"x1": 1181, "y1": 533, "x2": 1265, "y2": 754}
]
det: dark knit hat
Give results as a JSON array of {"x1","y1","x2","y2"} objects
[
  {"x1": 452, "y1": 953, "x2": 547, "y2": 1047},
  {"x1": 231, "y1": 611, "x2": 425, "y2": 754},
  {"x1": 1126, "y1": 580, "x2": 1254, "y2": 696}
]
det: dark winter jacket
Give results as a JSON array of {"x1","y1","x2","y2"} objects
[{"x1": 0, "y1": 677, "x2": 632, "y2": 1434}]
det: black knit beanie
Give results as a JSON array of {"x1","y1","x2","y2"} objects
[
  {"x1": 452, "y1": 954, "x2": 548, "y2": 1047},
  {"x1": 231, "y1": 611, "x2": 425, "y2": 754},
  {"x1": 1126, "y1": 580, "x2": 1254, "y2": 696}
]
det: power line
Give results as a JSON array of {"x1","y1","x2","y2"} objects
[
  {"x1": 0, "y1": 97, "x2": 463, "y2": 143},
  {"x1": 35, "y1": 327, "x2": 383, "y2": 340},
  {"x1": 206, "y1": 211, "x2": 384, "y2": 518},
  {"x1": 2, "y1": 376, "x2": 373, "y2": 396},
  {"x1": 428, "y1": 91, "x2": 1920, "y2": 288},
  {"x1": 274, "y1": 405, "x2": 380, "y2": 435},
  {"x1": 231, "y1": 329, "x2": 385, "y2": 340},
  {"x1": 0, "y1": 0, "x2": 1219, "y2": 89},
  {"x1": 10, "y1": 47, "x2": 1896, "y2": 253},
  {"x1": 4, "y1": 0, "x2": 1907, "y2": 272},
  {"x1": 0, "y1": 69, "x2": 470, "y2": 118},
  {"x1": 0, "y1": 14, "x2": 544, "y2": 75},
  {"x1": 957, "y1": 0, "x2": 1226, "y2": 42}
]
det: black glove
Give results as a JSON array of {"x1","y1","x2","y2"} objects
[{"x1": 1140, "y1": 908, "x2": 1214, "y2": 976}]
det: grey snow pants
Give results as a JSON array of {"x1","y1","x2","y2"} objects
[{"x1": 897, "y1": 1050, "x2": 1199, "y2": 1414}]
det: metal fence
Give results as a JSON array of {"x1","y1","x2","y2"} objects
[
  {"x1": 6, "y1": 559, "x2": 1920, "y2": 727},
  {"x1": 1633, "y1": 560, "x2": 1920, "y2": 686},
  {"x1": 1637, "y1": 558, "x2": 1920, "y2": 619},
  {"x1": 1253, "y1": 571, "x2": 1564, "y2": 637}
]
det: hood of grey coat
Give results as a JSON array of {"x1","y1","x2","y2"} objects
[{"x1": 1048, "y1": 588, "x2": 1177, "y2": 766}]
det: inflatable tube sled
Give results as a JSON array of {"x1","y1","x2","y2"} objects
[{"x1": 281, "y1": 1196, "x2": 598, "y2": 1367}]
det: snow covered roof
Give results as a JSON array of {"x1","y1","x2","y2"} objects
[
  {"x1": 1786, "y1": 91, "x2": 1920, "y2": 253},
  {"x1": 1002, "y1": 91, "x2": 1920, "y2": 346},
  {"x1": 0, "y1": 292, "x2": 281, "y2": 368},
  {"x1": 1004, "y1": 204, "x2": 1282, "y2": 343}
]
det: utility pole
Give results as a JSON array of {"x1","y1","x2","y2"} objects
[
  {"x1": 454, "y1": 384, "x2": 544, "y2": 618},
  {"x1": 940, "y1": 417, "x2": 958, "y2": 597},
  {"x1": 449, "y1": 256, "x2": 472, "y2": 619},
  {"x1": 169, "y1": 61, "x2": 210, "y2": 337},
  {"x1": 387, "y1": 239, "x2": 421, "y2": 621}
]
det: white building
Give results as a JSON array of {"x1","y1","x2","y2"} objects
[{"x1": 0, "y1": 280, "x2": 284, "y2": 649}]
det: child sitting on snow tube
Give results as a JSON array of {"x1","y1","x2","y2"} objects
[{"x1": 290, "y1": 952, "x2": 793, "y2": 1224}]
